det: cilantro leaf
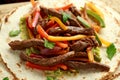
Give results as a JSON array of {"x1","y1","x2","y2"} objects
[
  {"x1": 106, "y1": 43, "x2": 116, "y2": 60},
  {"x1": 9, "y1": 30, "x2": 21, "y2": 37},
  {"x1": 3, "y1": 77, "x2": 9, "y2": 80},
  {"x1": 44, "y1": 39, "x2": 55, "y2": 49},
  {"x1": 62, "y1": 12, "x2": 71, "y2": 23}
]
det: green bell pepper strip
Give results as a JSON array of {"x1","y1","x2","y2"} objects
[
  {"x1": 77, "y1": 16, "x2": 102, "y2": 45},
  {"x1": 86, "y1": 10, "x2": 105, "y2": 28},
  {"x1": 77, "y1": 16, "x2": 91, "y2": 28}
]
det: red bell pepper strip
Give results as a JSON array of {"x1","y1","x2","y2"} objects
[
  {"x1": 26, "y1": 16, "x2": 33, "y2": 29},
  {"x1": 55, "y1": 42, "x2": 68, "y2": 49},
  {"x1": 32, "y1": 10, "x2": 40, "y2": 28},
  {"x1": 56, "y1": 3, "x2": 73, "y2": 10},
  {"x1": 26, "y1": 62, "x2": 68, "y2": 70},
  {"x1": 37, "y1": 25, "x2": 49, "y2": 38}
]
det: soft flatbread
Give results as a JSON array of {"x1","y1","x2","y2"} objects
[
  {"x1": 0, "y1": 0, "x2": 120, "y2": 80},
  {"x1": 0, "y1": 57, "x2": 14, "y2": 80}
]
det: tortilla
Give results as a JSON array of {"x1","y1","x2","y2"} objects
[
  {"x1": 0, "y1": 57, "x2": 14, "y2": 80},
  {"x1": 0, "y1": 0, "x2": 120, "y2": 80}
]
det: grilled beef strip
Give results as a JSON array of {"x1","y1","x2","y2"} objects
[
  {"x1": 20, "y1": 51, "x2": 75, "y2": 66},
  {"x1": 38, "y1": 19, "x2": 49, "y2": 30},
  {"x1": 69, "y1": 6, "x2": 81, "y2": 17},
  {"x1": 9, "y1": 39, "x2": 44, "y2": 50},
  {"x1": 48, "y1": 26, "x2": 94, "y2": 36},
  {"x1": 40, "y1": 6, "x2": 81, "y2": 27},
  {"x1": 64, "y1": 61, "x2": 110, "y2": 71},
  {"x1": 70, "y1": 37, "x2": 98, "y2": 52},
  {"x1": 74, "y1": 52, "x2": 88, "y2": 58}
]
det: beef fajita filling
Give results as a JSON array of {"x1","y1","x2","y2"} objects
[{"x1": 8, "y1": 2, "x2": 116, "y2": 72}]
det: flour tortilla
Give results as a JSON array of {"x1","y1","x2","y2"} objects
[
  {"x1": 0, "y1": 57, "x2": 14, "y2": 80},
  {"x1": 0, "y1": 0, "x2": 120, "y2": 80}
]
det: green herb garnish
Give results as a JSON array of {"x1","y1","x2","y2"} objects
[
  {"x1": 62, "y1": 12, "x2": 71, "y2": 23},
  {"x1": 107, "y1": 43, "x2": 116, "y2": 60},
  {"x1": 9, "y1": 30, "x2": 20, "y2": 37},
  {"x1": 46, "y1": 76, "x2": 54, "y2": 80},
  {"x1": 44, "y1": 39, "x2": 55, "y2": 49},
  {"x1": 3, "y1": 77, "x2": 9, "y2": 80}
]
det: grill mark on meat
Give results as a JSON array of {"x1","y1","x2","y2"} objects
[
  {"x1": 64, "y1": 61, "x2": 110, "y2": 71},
  {"x1": 48, "y1": 26, "x2": 94, "y2": 36},
  {"x1": 9, "y1": 39, "x2": 44, "y2": 50},
  {"x1": 40, "y1": 6, "x2": 81, "y2": 27},
  {"x1": 20, "y1": 51, "x2": 75, "y2": 66}
]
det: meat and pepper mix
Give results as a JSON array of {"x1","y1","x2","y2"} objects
[{"x1": 9, "y1": 1, "x2": 117, "y2": 72}]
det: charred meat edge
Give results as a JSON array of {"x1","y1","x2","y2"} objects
[
  {"x1": 20, "y1": 51, "x2": 75, "y2": 66},
  {"x1": 40, "y1": 6, "x2": 81, "y2": 27},
  {"x1": 48, "y1": 26, "x2": 95, "y2": 36},
  {"x1": 64, "y1": 61, "x2": 110, "y2": 71},
  {"x1": 8, "y1": 39, "x2": 44, "y2": 50}
]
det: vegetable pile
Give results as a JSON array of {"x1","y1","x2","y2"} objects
[{"x1": 9, "y1": 0, "x2": 116, "y2": 76}]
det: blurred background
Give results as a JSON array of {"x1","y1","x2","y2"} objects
[{"x1": 0, "y1": 0, "x2": 29, "y2": 4}]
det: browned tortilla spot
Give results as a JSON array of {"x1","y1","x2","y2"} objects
[
  {"x1": 0, "y1": 54, "x2": 19, "y2": 80},
  {"x1": 114, "y1": 17, "x2": 120, "y2": 26},
  {"x1": 4, "y1": 8, "x2": 17, "y2": 23},
  {"x1": 101, "y1": 61, "x2": 120, "y2": 80},
  {"x1": 16, "y1": 63, "x2": 21, "y2": 68}
]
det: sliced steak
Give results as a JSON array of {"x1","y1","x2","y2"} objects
[
  {"x1": 20, "y1": 51, "x2": 75, "y2": 66},
  {"x1": 64, "y1": 61, "x2": 110, "y2": 71},
  {"x1": 69, "y1": 6, "x2": 81, "y2": 16},
  {"x1": 70, "y1": 37, "x2": 98, "y2": 52},
  {"x1": 9, "y1": 39, "x2": 44, "y2": 50},
  {"x1": 40, "y1": 6, "x2": 81, "y2": 27},
  {"x1": 74, "y1": 52, "x2": 88, "y2": 58},
  {"x1": 38, "y1": 19, "x2": 48, "y2": 30},
  {"x1": 48, "y1": 26, "x2": 94, "y2": 36}
]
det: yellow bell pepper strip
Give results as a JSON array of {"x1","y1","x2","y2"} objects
[
  {"x1": 37, "y1": 24, "x2": 87, "y2": 41},
  {"x1": 56, "y1": 3, "x2": 73, "y2": 11},
  {"x1": 30, "y1": 0, "x2": 35, "y2": 7},
  {"x1": 87, "y1": 10, "x2": 105, "y2": 28},
  {"x1": 47, "y1": 35, "x2": 87, "y2": 42},
  {"x1": 87, "y1": 47, "x2": 94, "y2": 62},
  {"x1": 86, "y1": 2, "x2": 104, "y2": 19},
  {"x1": 99, "y1": 35, "x2": 111, "y2": 47},
  {"x1": 27, "y1": 28, "x2": 34, "y2": 39},
  {"x1": 94, "y1": 32, "x2": 111, "y2": 47},
  {"x1": 50, "y1": 17, "x2": 68, "y2": 31}
]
